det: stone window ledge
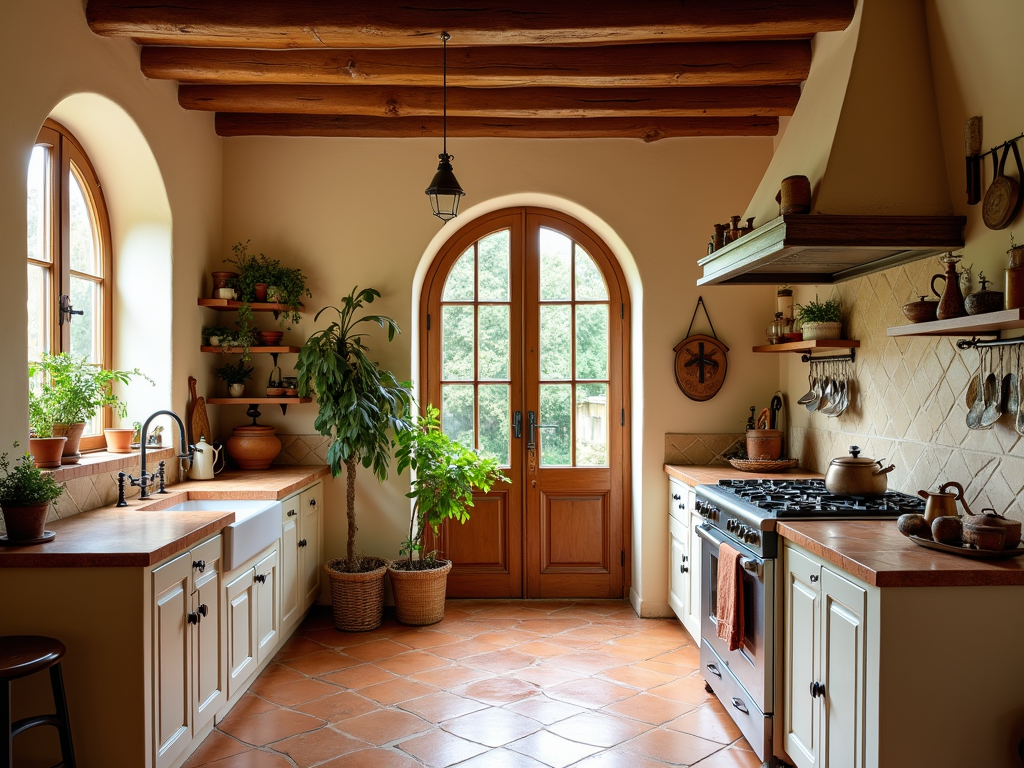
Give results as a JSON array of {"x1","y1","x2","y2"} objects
[{"x1": 44, "y1": 447, "x2": 177, "y2": 483}]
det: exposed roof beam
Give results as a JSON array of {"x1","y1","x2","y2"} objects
[
  {"x1": 179, "y1": 84, "x2": 800, "y2": 117},
  {"x1": 142, "y1": 41, "x2": 811, "y2": 88},
  {"x1": 215, "y1": 113, "x2": 780, "y2": 140},
  {"x1": 88, "y1": 0, "x2": 855, "y2": 48}
]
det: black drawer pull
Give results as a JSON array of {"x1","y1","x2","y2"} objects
[
  {"x1": 731, "y1": 697, "x2": 748, "y2": 714},
  {"x1": 255, "y1": 573, "x2": 267, "y2": 584},
  {"x1": 187, "y1": 612, "x2": 199, "y2": 626},
  {"x1": 192, "y1": 559, "x2": 206, "y2": 573},
  {"x1": 810, "y1": 681, "x2": 825, "y2": 698},
  {"x1": 706, "y1": 663, "x2": 722, "y2": 679},
  {"x1": 309, "y1": 498, "x2": 317, "y2": 507},
  {"x1": 197, "y1": 604, "x2": 208, "y2": 618},
  {"x1": 680, "y1": 565, "x2": 688, "y2": 574},
  {"x1": 672, "y1": 494, "x2": 681, "y2": 501},
  {"x1": 298, "y1": 539, "x2": 308, "y2": 547},
  {"x1": 287, "y1": 510, "x2": 297, "y2": 517}
]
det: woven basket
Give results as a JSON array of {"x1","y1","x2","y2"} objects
[
  {"x1": 325, "y1": 556, "x2": 388, "y2": 632},
  {"x1": 387, "y1": 559, "x2": 452, "y2": 626},
  {"x1": 729, "y1": 458, "x2": 799, "y2": 473}
]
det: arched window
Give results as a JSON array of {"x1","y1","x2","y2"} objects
[{"x1": 27, "y1": 119, "x2": 112, "y2": 449}]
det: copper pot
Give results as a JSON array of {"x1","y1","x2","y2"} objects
[
  {"x1": 963, "y1": 508, "x2": 1022, "y2": 551},
  {"x1": 824, "y1": 446, "x2": 895, "y2": 496}
]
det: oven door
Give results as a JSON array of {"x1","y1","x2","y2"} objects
[{"x1": 697, "y1": 522, "x2": 774, "y2": 714}]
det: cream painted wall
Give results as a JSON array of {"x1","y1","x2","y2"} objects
[{"x1": 220, "y1": 136, "x2": 777, "y2": 613}]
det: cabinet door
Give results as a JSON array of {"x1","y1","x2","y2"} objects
[
  {"x1": 281, "y1": 494, "x2": 301, "y2": 629},
  {"x1": 299, "y1": 483, "x2": 323, "y2": 610},
  {"x1": 192, "y1": 562, "x2": 224, "y2": 731},
  {"x1": 668, "y1": 513, "x2": 688, "y2": 622},
  {"x1": 255, "y1": 549, "x2": 280, "y2": 664},
  {"x1": 685, "y1": 488, "x2": 702, "y2": 645},
  {"x1": 225, "y1": 569, "x2": 257, "y2": 698},
  {"x1": 152, "y1": 552, "x2": 192, "y2": 768},
  {"x1": 821, "y1": 567, "x2": 867, "y2": 768},
  {"x1": 784, "y1": 546, "x2": 821, "y2": 768}
]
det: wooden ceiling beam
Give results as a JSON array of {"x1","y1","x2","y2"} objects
[
  {"x1": 142, "y1": 41, "x2": 811, "y2": 88},
  {"x1": 215, "y1": 114, "x2": 779, "y2": 140},
  {"x1": 88, "y1": 0, "x2": 855, "y2": 48},
  {"x1": 180, "y1": 84, "x2": 800, "y2": 118}
]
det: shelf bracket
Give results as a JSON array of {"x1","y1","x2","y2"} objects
[{"x1": 800, "y1": 349, "x2": 855, "y2": 364}]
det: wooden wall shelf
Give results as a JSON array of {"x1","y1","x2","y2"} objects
[
  {"x1": 206, "y1": 397, "x2": 311, "y2": 405},
  {"x1": 752, "y1": 339, "x2": 860, "y2": 354},
  {"x1": 198, "y1": 298, "x2": 292, "y2": 313},
  {"x1": 886, "y1": 309, "x2": 1024, "y2": 337},
  {"x1": 201, "y1": 346, "x2": 301, "y2": 354}
]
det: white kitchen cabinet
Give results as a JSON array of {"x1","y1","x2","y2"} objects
[
  {"x1": 255, "y1": 549, "x2": 280, "y2": 663},
  {"x1": 225, "y1": 567, "x2": 257, "y2": 697},
  {"x1": 280, "y1": 493, "x2": 301, "y2": 630},
  {"x1": 191, "y1": 539, "x2": 224, "y2": 733},
  {"x1": 299, "y1": 482, "x2": 323, "y2": 609},
  {"x1": 667, "y1": 478, "x2": 701, "y2": 644}
]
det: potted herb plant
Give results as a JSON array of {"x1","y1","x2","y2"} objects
[
  {"x1": 296, "y1": 286, "x2": 413, "y2": 632},
  {"x1": 216, "y1": 359, "x2": 254, "y2": 397},
  {"x1": 202, "y1": 325, "x2": 233, "y2": 347},
  {"x1": 0, "y1": 443, "x2": 64, "y2": 541},
  {"x1": 796, "y1": 296, "x2": 843, "y2": 340},
  {"x1": 28, "y1": 391, "x2": 66, "y2": 469},
  {"x1": 392, "y1": 406, "x2": 508, "y2": 625}
]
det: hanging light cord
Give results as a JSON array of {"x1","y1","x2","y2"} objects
[{"x1": 441, "y1": 31, "x2": 450, "y2": 159}]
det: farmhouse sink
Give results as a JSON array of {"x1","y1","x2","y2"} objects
[{"x1": 163, "y1": 499, "x2": 282, "y2": 570}]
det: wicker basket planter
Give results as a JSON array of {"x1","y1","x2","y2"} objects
[
  {"x1": 324, "y1": 556, "x2": 389, "y2": 632},
  {"x1": 800, "y1": 321, "x2": 842, "y2": 341},
  {"x1": 387, "y1": 560, "x2": 453, "y2": 626}
]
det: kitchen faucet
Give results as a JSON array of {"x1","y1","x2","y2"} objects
[{"x1": 128, "y1": 410, "x2": 192, "y2": 500}]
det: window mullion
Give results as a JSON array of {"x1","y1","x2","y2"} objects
[{"x1": 57, "y1": 133, "x2": 72, "y2": 353}]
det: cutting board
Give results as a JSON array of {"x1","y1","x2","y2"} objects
[{"x1": 189, "y1": 376, "x2": 212, "y2": 445}]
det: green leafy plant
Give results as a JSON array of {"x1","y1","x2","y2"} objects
[
  {"x1": 215, "y1": 359, "x2": 254, "y2": 385},
  {"x1": 796, "y1": 296, "x2": 842, "y2": 324},
  {"x1": 296, "y1": 286, "x2": 414, "y2": 573},
  {"x1": 28, "y1": 353, "x2": 152, "y2": 427},
  {"x1": 28, "y1": 391, "x2": 54, "y2": 438},
  {"x1": 0, "y1": 444, "x2": 64, "y2": 507},
  {"x1": 225, "y1": 240, "x2": 311, "y2": 326},
  {"x1": 202, "y1": 325, "x2": 233, "y2": 344},
  {"x1": 394, "y1": 406, "x2": 509, "y2": 570}
]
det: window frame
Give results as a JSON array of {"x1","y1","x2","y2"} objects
[{"x1": 30, "y1": 119, "x2": 114, "y2": 452}]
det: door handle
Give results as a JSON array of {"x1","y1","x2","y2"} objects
[
  {"x1": 513, "y1": 411, "x2": 522, "y2": 439},
  {"x1": 527, "y1": 411, "x2": 558, "y2": 450}
]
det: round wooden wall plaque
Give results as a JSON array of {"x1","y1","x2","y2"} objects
[{"x1": 674, "y1": 334, "x2": 729, "y2": 401}]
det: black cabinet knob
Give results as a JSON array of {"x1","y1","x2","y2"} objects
[
  {"x1": 187, "y1": 612, "x2": 199, "y2": 626},
  {"x1": 287, "y1": 510, "x2": 297, "y2": 517},
  {"x1": 197, "y1": 604, "x2": 208, "y2": 618},
  {"x1": 309, "y1": 498, "x2": 317, "y2": 507},
  {"x1": 192, "y1": 559, "x2": 206, "y2": 573},
  {"x1": 680, "y1": 565, "x2": 688, "y2": 574},
  {"x1": 298, "y1": 539, "x2": 308, "y2": 547},
  {"x1": 810, "y1": 681, "x2": 825, "y2": 698},
  {"x1": 672, "y1": 494, "x2": 681, "y2": 501},
  {"x1": 255, "y1": 573, "x2": 267, "y2": 584}
]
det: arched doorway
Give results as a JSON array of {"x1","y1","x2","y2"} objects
[{"x1": 420, "y1": 207, "x2": 631, "y2": 599}]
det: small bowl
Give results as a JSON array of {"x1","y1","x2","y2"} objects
[
  {"x1": 284, "y1": 388, "x2": 298, "y2": 397},
  {"x1": 258, "y1": 331, "x2": 285, "y2": 346},
  {"x1": 902, "y1": 296, "x2": 938, "y2": 323},
  {"x1": 266, "y1": 387, "x2": 285, "y2": 397},
  {"x1": 782, "y1": 332, "x2": 803, "y2": 343}
]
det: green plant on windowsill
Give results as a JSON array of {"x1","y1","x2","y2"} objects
[
  {"x1": 28, "y1": 390, "x2": 54, "y2": 439},
  {"x1": 29, "y1": 353, "x2": 153, "y2": 427}
]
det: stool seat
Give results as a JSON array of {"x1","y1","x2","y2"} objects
[{"x1": 0, "y1": 637, "x2": 66, "y2": 681}]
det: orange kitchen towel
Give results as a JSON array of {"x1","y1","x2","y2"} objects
[{"x1": 716, "y1": 542, "x2": 745, "y2": 651}]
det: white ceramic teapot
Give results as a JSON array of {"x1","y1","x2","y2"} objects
[{"x1": 189, "y1": 437, "x2": 225, "y2": 480}]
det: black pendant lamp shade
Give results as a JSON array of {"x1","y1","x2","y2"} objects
[{"x1": 426, "y1": 31, "x2": 464, "y2": 221}]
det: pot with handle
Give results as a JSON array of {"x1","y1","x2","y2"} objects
[
  {"x1": 824, "y1": 446, "x2": 895, "y2": 496},
  {"x1": 918, "y1": 480, "x2": 971, "y2": 523},
  {"x1": 983, "y1": 141, "x2": 1023, "y2": 230},
  {"x1": 962, "y1": 507, "x2": 1021, "y2": 550},
  {"x1": 931, "y1": 259, "x2": 967, "y2": 321},
  {"x1": 189, "y1": 436, "x2": 225, "y2": 480}
]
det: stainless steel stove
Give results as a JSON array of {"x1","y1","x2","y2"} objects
[{"x1": 693, "y1": 478, "x2": 924, "y2": 767}]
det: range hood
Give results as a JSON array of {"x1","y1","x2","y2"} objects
[{"x1": 699, "y1": 0, "x2": 966, "y2": 286}]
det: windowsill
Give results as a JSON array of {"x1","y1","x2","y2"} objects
[{"x1": 43, "y1": 447, "x2": 176, "y2": 483}]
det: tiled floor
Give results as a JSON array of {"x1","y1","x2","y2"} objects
[{"x1": 185, "y1": 601, "x2": 759, "y2": 768}]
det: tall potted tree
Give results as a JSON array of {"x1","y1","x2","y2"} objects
[
  {"x1": 392, "y1": 406, "x2": 508, "y2": 625},
  {"x1": 296, "y1": 286, "x2": 413, "y2": 632}
]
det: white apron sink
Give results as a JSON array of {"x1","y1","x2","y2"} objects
[{"x1": 162, "y1": 499, "x2": 282, "y2": 570}]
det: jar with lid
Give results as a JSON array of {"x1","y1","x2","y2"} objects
[
  {"x1": 1007, "y1": 241, "x2": 1024, "y2": 310},
  {"x1": 765, "y1": 312, "x2": 788, "y2": 344},
  {"x1": 776, "y1": 286, "x2": 794, "y2": 324}
]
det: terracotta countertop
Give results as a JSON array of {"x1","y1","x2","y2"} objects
[
  {"x1": 778, "y1": 519, "x2": 1024, "y2": 588},
  {"x1": 0, "y1": 466, "x2": 330, "y2": 568},
  {"x1": 664, "y1": 464, "x2": 822, "y2": 487}
]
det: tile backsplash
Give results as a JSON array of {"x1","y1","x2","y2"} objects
[
  {"x1": 665, "y1": 433, "x2": 746, "y2": 465},
  {"x1": 787, "y1": 256, "x2": 1024, "y2": 521}
]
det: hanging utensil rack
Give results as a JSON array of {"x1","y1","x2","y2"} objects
[
  {"x1": 956, "y1": 336, "x2": 1024, "y2": 351},
  {"x1": 800, "y1": 349, "x2": 856, "y2": 363}
]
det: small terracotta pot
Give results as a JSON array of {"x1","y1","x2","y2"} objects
[
  {"x1": 29, "y1": 437, "x2": 67, "y2": 469},
  {"x1": 52, "y1": 422, "x2": 86, "y2": 464},
  {"x1": 254, "y1": 283, "x2": 269, "y2": 302},
  {"x1": 258, "y1": 331, "x2": 284, "y2": 346},
  {"x1": 104, "y1": 428, "x2": 135, "y2": 454},
  {"x1": 1, "y1": 502, "x2": 50, "y2": 541},
  {"x1": 746, "y1": 429, "x2": 783, "y2": 461},
  {"x1": 226, "y1": 425, "x2": 282, "y2": 470}
]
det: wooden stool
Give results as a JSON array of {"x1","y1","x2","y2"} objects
[{"x1": 0, "y1": 636, "x2": 76, "y2": 768}]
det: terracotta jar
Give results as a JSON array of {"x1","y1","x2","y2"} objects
[
  {"x1": 226, "y1": 425, "x2": 282, "y2": 470},
  {"x1": 1, "y1": 503, "x2": 50, "y2": 541},
  {"x1": 52, "y1": 422, "x2": 85, "y2": 464},
  {"x1": 746, "y1": 429, "x2": 782, "y2": 461},
  {"x1": 28, "y1": 436, "x2": 66, "y2": 469}
]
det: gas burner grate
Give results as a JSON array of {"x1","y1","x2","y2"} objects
[{"x1": 714, "y1": 478, "x2": 925, "y2": 518}]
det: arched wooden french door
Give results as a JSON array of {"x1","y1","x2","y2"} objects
[{"x1": 421, "y1": 208, "x2": 631, "y2": 599}]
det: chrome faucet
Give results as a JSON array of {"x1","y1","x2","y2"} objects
[{"x1": 128, "y1": 410, "x2": 192, "y2": 499}]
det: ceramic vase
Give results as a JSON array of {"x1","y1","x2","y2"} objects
[
  {"x1": 226, "y1": 424, "x2": 281, "y2": 470},
  {"x1": 229, "y1": 383, "x2": 245, "y2": 397}
]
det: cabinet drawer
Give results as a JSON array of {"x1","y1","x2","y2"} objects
[
  {"x1": 669, "y1": 478, "x2": 688, "y2": 523},
  {"x1": 190, "y1": 535, "x2": 222, "y2": 593},
  {"x1": 701, "y1": 642, "x2": 770, "y2": 762}
]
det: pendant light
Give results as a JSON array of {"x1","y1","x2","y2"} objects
[{"x1": 425, "y1": 31, "x2": 465, "y2": 221}]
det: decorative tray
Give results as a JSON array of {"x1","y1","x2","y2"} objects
[
  {"x1": 728, "y1": 458, "x2": 799, "y2": 473},
  {"x1": 908, "y1": 535, "x2": 1024, "y2": 560}
]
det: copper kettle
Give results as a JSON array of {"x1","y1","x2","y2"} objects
[{"x1": 917, "y1": 481, "x2": 971, "y2": 523}]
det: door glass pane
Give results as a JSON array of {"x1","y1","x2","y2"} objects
[
  {"x1": 70, "y1": 277, "x2": 101, "y2": 363},
  {"x1": 478, "y1": 230, "x2": 510, "y2": 302},
  {"x1": 69, "y1": 165, "x2": 100, "y2": 276},
  {"x1": 575, "y1": 246, "x2": 608, "y2": 300},
  {"x1": 576, "y1": 383, "x2": 608, "y2": 466},
  {"x1": 27, "y1": 264, "x2": 50, "y2": 362},
  {"x1": 539, "y1": 384, "x2": 572, "y2": 466},
  {"x1": 441, "y1": 385, "x2": 475, "y2": 448},
  {"x1": 441, "y1": 305, "x2": 474, "y2": 380},
  {"x1": 442, "y1": 247, "x2": 475, "y2": 302},
  {"x1": 540, "y1": 305, "x2": 571, "y2": 380},
  {"x1": 576, "y1": 304, "x2": 608, "y2": 380},
  {"x1": 27, "y1": 146, "x2": 50, "y2": 263},
  {"x1": 478, "y1": 305, "x2": 509, "y2": 380},
  {"x1": 539, "y1": 228, "x2": 571, "y2": 301},
  {"x1": 478, "y1": 385, "x2": 510, "y2": 466}
]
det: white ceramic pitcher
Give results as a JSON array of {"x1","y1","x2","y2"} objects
[{"x1": 189, "y1": 437, "x2": 225, "y2": 480}]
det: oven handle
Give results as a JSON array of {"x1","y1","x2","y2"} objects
[{"x1": 695, "y1": 524, "x2": 765, "y2": 579}]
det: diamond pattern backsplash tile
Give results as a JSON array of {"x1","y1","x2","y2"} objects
[
  {"x1": 788, "y1": 255, "x2": 1023, "y2": 522},
  {"x1": 275, "y1": 434, "x2": 333, "y2": 466},
  {"x1": 664, "y1": 434, "x2": 746, "y2": 465}
]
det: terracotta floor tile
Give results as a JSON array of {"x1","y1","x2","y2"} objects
[
  {"x1": 546, "y1": 678, "x2": 637, "y2": 709},
  {"x1": 504, "y1": 696, "x2": 586, "y2": 726},
  {"x1": 461, "y1": 618, "x2": 522, "y2": 631},
  {"x1": 359, "y1": 677, "x2": 437, "y2": 705},
  {"x1": 457, "y1": 749, "x2": 550, "y2": 767},
  {"x1": 390, "y1": 629, "x2": 462, "y2": 649},
  {"x1": 398, "y1": 728, "x2": 489, "y2": 767},
  {"x1": 649, "y1": 674, "x2": 714, "y2": 706},
  {"x1": 430, "y1": 638, "x2": 504, "y2": 660},
  {"x1": 317, "y1": 747, "x2": 424, "y2": 768},
  {"x1": 303, "y1": 628, "x2": 382, "y2": 648},
  {"x1": 546, "y1": 711, "x2": 651, "y2": 748},
  {"x1": 516, "y1": 618, "x2": 589, "y2": 634},
  {"x1": 199, "y1": 750, "x2": 293, "y2": 768},
  {"x1": 455, "y1": 676, "x2": 539, "y2": 705},
  {"x1": 257, "y1": 677, "x2": 340, "y2": 707},
  {"x1": 515, "y1": 665, "x2": 587, "y2": 689},
  {"x1": 598, "y1": 664, "x2": 677, "y2": 690},
  {"x1": 573, "y1": 748, "x2": 671, "y2": 768},
  {"x1": 269, "y1": 726, "x2": 366, "y2": 766},
  {"x1": 182, "y1": 732, "x2": 249, "y2": 766},
  {"x1": 274, "y1": 636, "x2": 327, "y2": 661},
  {"x1": 398, "y1": 691, "x2": 488, "y2": 723},
  {"x1": 650, "y1": 645, "x2": 700, "y2": 668},
  {"x1": 634, "y1": 659, "x2": 695, "y2": 677},
  {"x1": 217, "y1": 694, "x2": 276, "y2": 727},
  {"x1": 463, "y1": 649, "x2": 536, "y2": 674},
  {"x1": 515, "y1": 641, "x2": 575, "y2": 658},
  {"x1": 344, "y1": 638, "x2": 414, "y2": 662},
  {"x1": 667, "y1": 701, "x2": 742, "y2": 744},
  {"x1": 556, "y1": 652, "x2": 625, "y2": 675},
  {"x1": 602, "y1": 691, "x2": 695, "y2": 725},
  {"x1": 375, "y1": 650, "x2": 449, "y2": 675},
  {"x1": 249, "y1": 663, "x2": 307, "y2": 692},
  {"x1": 283, "y1": 649, "x2": 361, "y2": 676},
  {"x1": 294, "y1": 690, "x2": 380, "y2": 722},
  {"x1": 508, "y1": 729, "x2": 602, "y2": 768},
  {"x1": 298, "y1": 607, "x2": 335, "y2": 631},
  {"x1": 218, "y1": 708, "x2": 325, "y2": 746},
  {"x1": 319, "y1": 663, "x2": 398, "y2": 690},
  {"x1": 335, "y1": 709, "x2": 431, "y2": 746},
  {"x1": 624, "y1": 728, "x2": 722, "y2": 765},
  {"x1": 558, "y1": 626, "x2": 631, "y2": 644},
  {"x1": 442, "y1": 707, "x2": 542, "y2": 748},
  {"x1": 410, "y1": 664, "x2": 492, "y2": 688}
]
